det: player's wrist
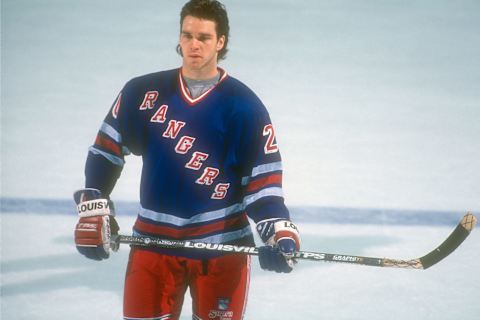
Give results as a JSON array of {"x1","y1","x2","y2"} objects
[
  {"x1": 272, "y1": 219, "x2": 301, "y2": 251},
  {"x1": 256, "y1": 218, "x2": 300, "y2": 249}
]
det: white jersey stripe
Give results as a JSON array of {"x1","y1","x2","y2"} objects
[
  {"x1": 241, "y1": 161, "x2": 283, "y2": 185},
  {"x1": 138, "y1": 187, "x2": 282, "y2": 230},
  {"x1": 139, "y1": 202, "x2": 245, "y2": 227},
  {"x1": 100, "y1": 122, "x2": 122, "y2": 143},
  {"x1": 243, "y1": 187, "x2": 283, "y2": 206},
  {"x1": 194, "y1": 225, "x2": 252, "y2": 243},
  {"x1": 89, "y1": 146, "x2": 125, "y2": 166}
]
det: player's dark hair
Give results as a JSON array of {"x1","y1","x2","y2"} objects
[{"x1": 176, "y1": 0, "x2": 230, "y2": 61}]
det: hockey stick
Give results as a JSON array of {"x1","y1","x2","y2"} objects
[{"x1": 112, "y1": 212, "x2": 476, "y2": 270}]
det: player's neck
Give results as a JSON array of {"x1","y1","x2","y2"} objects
[{"x1": 181, "y1": 64, "x2": 219, "y2": 80}]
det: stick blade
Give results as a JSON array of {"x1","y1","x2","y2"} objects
[
  {"x1": 460, "y1": 212, "x2": 477, "y2": 231},
  {"x1": 419, "y1": 212, "x2": 477, "y2": 269}
]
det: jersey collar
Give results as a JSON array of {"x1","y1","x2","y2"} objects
[{"x1": 178, "y1": 68, "x2": 228, "y2": 106}]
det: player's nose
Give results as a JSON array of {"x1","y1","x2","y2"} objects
[{"x1": 191, "y1": 38, "x2": 201, "y2": 49}]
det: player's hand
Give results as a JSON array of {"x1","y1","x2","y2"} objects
[
  {"x1": 256, "y1": 219, "x2": 300, "y2": 273},
  {"x1": 73, "y1": 188, "x2": 119, "y2": 260}
]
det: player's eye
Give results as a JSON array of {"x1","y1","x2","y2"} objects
[{"x1": 198, "y1": 35, "x2": 212, "y2": 42}]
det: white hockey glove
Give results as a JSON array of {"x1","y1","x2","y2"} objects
[
  {"x1": 256, "y1": 218, "x2": 301, "y2": 273},
  {"x1": 73, "y1": 188, "x2": 119, "y2": 261}
]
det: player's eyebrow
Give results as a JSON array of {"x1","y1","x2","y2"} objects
[{"x1": 181, "y1": 31, "x2": 214, "y2": 38}]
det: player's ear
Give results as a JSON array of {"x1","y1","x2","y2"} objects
[
  {"x1": 216, "y1": 35, "x2": 225, "y2": 52},
  {"x1": 176, "y1": 44, "x2": 183, "y2": 57}
]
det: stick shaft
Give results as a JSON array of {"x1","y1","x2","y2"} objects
[
  {"x1": 113, "y1": 213, "x2": 476, "y2": 270},
  {"x1": 113, "y1": 235, "x2": 407, "y2": 267}
]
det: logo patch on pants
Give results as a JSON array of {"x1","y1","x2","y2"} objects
[
  {"x1": 218, "y1": 298, "x2": 230, "y2": 310},
  {"x1": 208, "y1": 298, "x2": 233, "y2": 319}
]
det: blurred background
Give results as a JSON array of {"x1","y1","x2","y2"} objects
[{"x1": 2, "y1": 0, "x2": 479, "y2": 211}]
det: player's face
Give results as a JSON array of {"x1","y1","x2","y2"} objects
[{"x1": 179, "y1": 15, "x2": 225, "y2": 79}]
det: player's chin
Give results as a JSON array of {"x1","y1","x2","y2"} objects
[
  {"x1": 184, "y1": 60, "x2": 203, "y2": 70},
  {"x1": 185, "y1": 56, "x2": 203, "y2": 64}
]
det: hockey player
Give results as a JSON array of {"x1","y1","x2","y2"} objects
[{"x1": 73, "y1": 0, "x2": 301, "y2": 319}]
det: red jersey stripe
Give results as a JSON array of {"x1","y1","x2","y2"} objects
[
  {"x1": 134, "y1": 213, "x2": 249, "y2": 239},
  {"x1": 95, "y1": 135, "x2": 122, "y2": 156},
  {"x1": 245, "y1": 174, "x2": 282, "y2": 193}
]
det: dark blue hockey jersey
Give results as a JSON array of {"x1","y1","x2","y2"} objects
[{"x1": 85, "y1": 68, "x2": 290, "y2": 257}]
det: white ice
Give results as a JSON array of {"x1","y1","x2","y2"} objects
[{"x1": 1, "y1": 213, "x2": 479, "y2": 319}]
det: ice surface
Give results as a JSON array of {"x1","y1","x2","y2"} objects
[{"x1": 1, "y1": 212, "x2": 479, "y2": 320}]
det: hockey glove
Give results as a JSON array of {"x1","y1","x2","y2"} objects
[
  {"x1": 73, "y1": 188, "x2": 119, "y2": 261},
  {"x1": 256, "y1": 218, "x2": 301, "y2": 273}
]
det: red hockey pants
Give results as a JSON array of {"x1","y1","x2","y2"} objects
[{"x1": 123, "y1": 248, "x2": 251, "y2": 320}]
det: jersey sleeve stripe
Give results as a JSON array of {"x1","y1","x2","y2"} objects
[
  {"x1": 243, "y1": 187, "x2": 284, "y2": 207},
  {"x1": 100, "y1": 122, "x2": 122, "y2": 143},
  {"x1": 241, "y1": 161, "x2": 283, "y2": 185},
  {"x1": 88, "y1": 146, "x2": 125, "y2": 166},
  {"x1": 95, "y1": 134, "x2": 122, "y2": 156},
  {"x1": 244, "y1": 173, "x2": 282, "y2": 193}
]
